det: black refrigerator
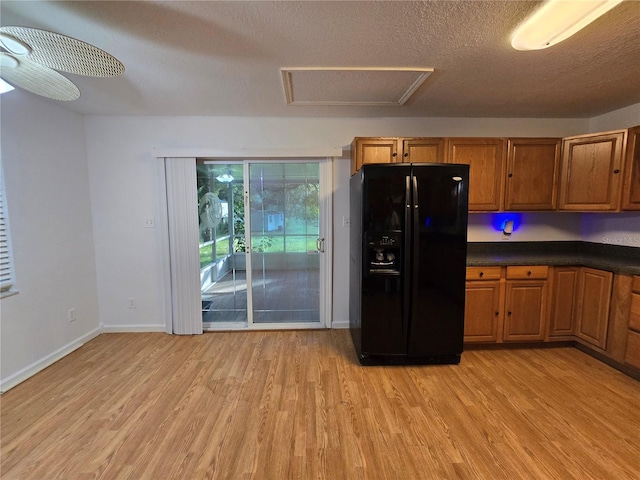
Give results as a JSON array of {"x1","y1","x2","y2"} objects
[{"x1": 349, "y1": 163, "x2": 469, "y2": 365}]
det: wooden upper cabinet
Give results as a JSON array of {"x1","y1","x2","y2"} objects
[
  {"x1": 558, "y1": 130, "x2": 627, "y2": 211},
  {"x1": 351, "y1": 137, "x2": 446, "y2": 174},
  {"x1": 351, "y1": 138, "x2": 398, "y2": 175},
  {"x1": 401, "y1": 138, "x2": 445, "y2": 163},
  {"x1": 505, "y1": 138, "x2": 561, "y2": 211},
  {"x1": 446, "y1": 138, "x2": 506, "y2": 211},
  {"x1": 622, "y1": 125, "x2": 640, "y2": 210}
]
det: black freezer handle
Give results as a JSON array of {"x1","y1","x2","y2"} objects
[
  {"x1": 404, "y1": 175, "x2": 412, "y2": 342},
  {"x1": 412, "y1": 175, "x2": 420, "y2": 337}
]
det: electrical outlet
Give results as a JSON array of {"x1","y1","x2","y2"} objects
[
  {"x1": 128, "y1": 297, "x2": 136, "y2": 309},
  {"x1": 143, "y1": 217, "x2": 155, "y2": 228},
  {"x1": 68, "y1": 308, "x2": 77, "y2": 322}
]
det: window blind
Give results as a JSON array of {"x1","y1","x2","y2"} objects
[{"x1": 0, "y1": 168, "x2": 14, "y2": 293}]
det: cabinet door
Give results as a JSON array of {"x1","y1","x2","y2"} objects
[
  {"x1": 464, "y1": 280, "x2": 502, "y2": 343},
  {"x1": 629, "y1": 276, "x2": 640, "y2": 332},
  {"x1": 549, "y1": 267, "x2": 579, "y2": 337},
  {"x1": 622, "y1": 126, "x2": 640, "y2": 210},
  {"x1": 505, "y1": 138, "x2": 561, "y2": 210},
  {"x1": 625, "y1": 331, "x2": 640, "y2": 369},
  {"x1": 576, "y1": 267, "x2": 613, "y2": 349},
  {"x1": 503, "y1": 280, "x2": 547, "y2": 341},
  {"x1": 558, "y1": 130, "x2": 626, "y2": 211},
  {"x1": 624, "y1": 276, "x2": 640, "y2": 368},
  {"x1": 401, "y1": 138, "x2": 445, "y2": 163},
  {"x1": 351, "y1": 138, "x2": 398, "y2": 175},
  {"x1": 446, "y1": 138, "x2": 506, "y2": 211}
]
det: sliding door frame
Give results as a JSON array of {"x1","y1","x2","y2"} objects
[
  {"x1": 240, "y1": 159, "x2": 332, "y2": 330},
  {"x1": 158, "y1": 149, "x2": 338, "y2": 334}
]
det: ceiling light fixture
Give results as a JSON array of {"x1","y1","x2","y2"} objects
[
  {"x1": 0, "y1": 78, "x2": 15, "y2": 94},
  {"x1": 0, "y1": 52, "x2": 19, "y2": 69},
  {"x1": 216, "y1": 174, "x2": 234, "y2": 183},
  {"x1": 511, "y1": 0, "x2": 624, "y2": 51},
  {"x1": 0, "y1": 32, "x2": 31, "y2": 56},
  {"x1": 0, "y1": 53, "x2": 18, "y2": 94}
]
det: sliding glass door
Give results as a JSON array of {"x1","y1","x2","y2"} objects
[
  {"x1": 198, "y1": 162, "x2": 247, "y2": 325},
  {"x1": 248, "y1": 163, "x2": 320, "y2": 324},
  {"x1": 198, "y1": 160, "x2": 329, "y2": 329}
]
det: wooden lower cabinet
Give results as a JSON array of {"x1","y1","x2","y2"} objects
[
  {"x1": 549, "y1": 267, "x2": 579, "y2": 337},
  {"x1": 503, "y1": 266, "x2": 548, "y2": 341},
  {"x1": 503, "y1": 280, "x2": 547, "y2": 341},
  {"x1": 464, "y1": 264, "x2": 637, "y2": 378},
  {"x1": 464, "y1": 266, "x2": 503, "y2": 342},
  {"x1": 575, "y1": 267, "x2": 613, "y2": 350},
  {"x1": 464, "y1": 266, "x2": 548, "y2": 343},
  {"x1": 464, "y1": 279, "x2": 503, "y2": 343},
  {"x1": 625, "y1": 331, "x2": 640, "y2": 369},
  {"x1": 624, "y1": 276, "x2": 640, "y2": 369}
]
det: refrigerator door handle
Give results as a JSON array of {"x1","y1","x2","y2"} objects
[
  {"x1": 412, "y1": 175, "x2": 420, "y2": 329},
  {"x1": 404, "y1": 175, "x2": 412, "y2": 342}
]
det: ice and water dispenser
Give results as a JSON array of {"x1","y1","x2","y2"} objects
[{"x1": 366, "y1": 233, "x2": 401, "y2": 275}]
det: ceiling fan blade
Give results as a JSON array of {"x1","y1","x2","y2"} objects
[
  {"x1": 0, "y1": 26, "x2": 124, "y2": 77},
  {"x1": 1, "y1": 57, "x2": 80, "y2": 101}
]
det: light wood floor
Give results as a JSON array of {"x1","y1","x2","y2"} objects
[{"x1": 2, "y1": 330, "x2": 639, "y2": 480}]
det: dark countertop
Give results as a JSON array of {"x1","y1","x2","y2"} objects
[{"x1": 466, "y1": 241, "x2": 640, "y2": 275}]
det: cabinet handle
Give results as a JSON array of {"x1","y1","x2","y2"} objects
[
  {"x1": 527, "y1": 270, "x2": 532, "y2": 276},
  {"x1": 508, "y1": 173, "x2": 513, "y2": 178},
  {"x1": 613, "y1": 169, "x2": 620, "y2": 174},
  {"x1": 479, "y1": 271, "x2": 484, "y2": 277},
  {"x1": 508, "y1": 311, "x2": 512, "y2": 316},
  {"x1": 404, "y1": 152, "x2": 409, "y2": 157},
  {"x1": 392, "y1": 152, "x2": 398, "y2": 157},
  {"x1": 495, "y1": 311, "x2": 499, "y2": 316}
]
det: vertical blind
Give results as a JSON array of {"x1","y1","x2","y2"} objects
[
  {"x1": 164, "y1": 157, "x2": 203, "y2": 335},
  {"x1": 0, "y1": 166, "x2": 14, "y2": 293}
]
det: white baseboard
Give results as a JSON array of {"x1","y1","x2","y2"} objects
[
  {"x1": 331, "y1": 319, "x2": 350, "y2": 329},
  {"x1": 0, "y1": 327, "x2": 102, "y2": 393},
  {"x1": 101, "y1": 324, "x2": 166, "y2": 333}
]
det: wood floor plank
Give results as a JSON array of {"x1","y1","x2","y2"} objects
[{"x1": 2, "y1": 330, "x2": 640, "y2": 479}]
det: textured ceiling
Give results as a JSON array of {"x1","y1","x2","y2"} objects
[{"x1": 1, "y1": 0, "x2": 639, "y2": 118}]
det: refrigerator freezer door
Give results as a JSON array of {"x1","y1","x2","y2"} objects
[
  {"x1": 359, "y1": 164, "x2": 411, "y2": 356},
  {"x1": 407, "y1": 164, "x2": 469, "y2": 357}
]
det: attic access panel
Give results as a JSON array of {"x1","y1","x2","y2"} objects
[{"x1": 281, "y1": 67, "x2": 433, "y2": 106}]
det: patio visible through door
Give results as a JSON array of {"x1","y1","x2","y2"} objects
[{"x1": 198, "y1": 160, "x2": 327, "y2": 329}]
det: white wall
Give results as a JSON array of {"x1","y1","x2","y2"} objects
[
  {"x1": 589, "y1": 102, "x2": 640, "y2": 132},
  {"x1": 468, "y1": 213, "x2": 583, "y2": 242},
  {"x1": 0, "y1": 91, "x2": 101, "y2": 391},
  {"x1": 83, "y1": 116, "x2": 591, "y2": 330},
  {"x1": 582, "y1": 213, "x2": 640, "y2": 247}
]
